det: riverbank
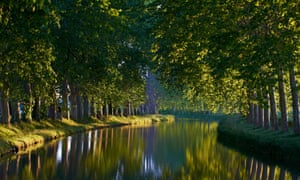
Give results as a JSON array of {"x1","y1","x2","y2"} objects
[
  {"x1": 217, "y1": 118, "x2": 300, "y2": 168},
  {"x1": 0, "y1": 114, "x2": 174, "y2": 157}
]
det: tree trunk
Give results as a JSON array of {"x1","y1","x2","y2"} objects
[
  {"x1": 48, "y1": 89, "x2": 57, "y2": 120},
  {"x1": 120, "y1": 106, "x2": 124, "y2": 116},
  {"x1": 53, "y1": 89, "x2": 57, "y2": 120},
  {"x1": 33, "y1": 96, "x2": 41, "y2": 121},
  {"x1": 83, "y1": 95, "x2": 89, "y2": 118},
  {"x1": 258, "y1": 105, "x2": 264, "y2": 128},
  {"x1": 269, "y1": 87, "x2": 279, "y2": 130},
  {"x1": 254, "y1": 103, "x2": 259, "y2": 127},
  {"x1": 263, "y1": 92, "x2": 270, "y2": 129},
  {"x1": 257, "y1": 89, "x2": 264, "y2": 127},
  {"x1": 279, "y1": 168, "x2": 286, "y2": 180},
  {"x1": 48, "y1": 104, "x2": 56, "y2": 120},
  {"x1": 24, "y1": 82, "x2": 33, "y2": 122},
  {"x1": 248, "y1": 103, "x2": 255, "y2": 124},
  {"x1": 105, "y1": 102, "x2": 109, "y2": 117},
  {"x1": 145, "y1": 72, "x2": 158, "y2": 114},
  {"x1": 76, "y1": 94, "x2": 82, "y2": 120},
  {"x1": 269, "y1": 165, "x2": 275, "y2": 180},
  {"x1": 98, "y1": 104, "x2": 103, "y2": 119},
  {"x1": 289, "y1": 65, "x2": 300, "y2": 134},
  {"x1": 262, "y1": 163, "x2": 268, "y2": 180},
  {"x1": 70, "y1": 85, "x2": 78, "y2": 121},
  {"x1": 0, "y1": 159, "x2": 9, "y2": 179},
  {"x1": 247, "y1": 90, "x2": 254, "y2": 124},
  {"x1": 62, "y1": 80, "x2": 70, "y2": 120},
  {"x1": 11, "y1": 101, "x2": 21, "y2": 123},
  {"x1": 0, "y1": 90, "x2": 11, "y2": 127},
  {"x1": 128, "y1": 102, "x2": 131, "y2": 116},
  {"x1": 110, "y1": 103, "x2": 114, "y2": 116},
  {"x1": 278, "y1": 67, "x2": 288, "y2": 132},
  {"x1": 90, "y1": 97, "x2": 96, "y2": 117}
]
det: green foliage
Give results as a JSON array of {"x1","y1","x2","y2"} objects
[
  {"x1": 151, "y1": 0, "x2": 300, "y2": 115},
  {"x1": 1, "y1": 0, "x2": 153, "y2": 123},
  {"x1": 1, "y1": 0, "x2": 298, "y2": 122}
]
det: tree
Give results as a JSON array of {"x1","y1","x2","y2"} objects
[
  {"x1": 151, "y1": 0, "x2": 299, "y2": 133},
  {"x1": 0, "y1": 0, "x2": 57, "y2": 125}
]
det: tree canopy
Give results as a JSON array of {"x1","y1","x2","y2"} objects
[{"x1": 0, "y1": 0, "x2": 299, "y2": 133}]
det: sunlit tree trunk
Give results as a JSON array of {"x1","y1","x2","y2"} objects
[
  {"x1": 278, "y1": 67, "x2": 288, "y2": 132},
  {"x1": 289, "y1": 65, "x2": 300, "y2": 134},
  {"x1": 269, "y1": 87, "x2": 279, "y2": 130}
]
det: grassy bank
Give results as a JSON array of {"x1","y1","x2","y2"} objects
[
  {"x1": 0, "y1": 114, "x2": 174, "y2": 157},
  {"x1": 217, "y1": 118, "x2": 300, "y2": 169}
]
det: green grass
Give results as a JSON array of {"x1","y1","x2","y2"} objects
[
  {"x1": 217, "y1": 118, "x2": 300, "y2": 169},
  {"x1": 0, "y1": 114, "x2": 174, "y2": 156}
]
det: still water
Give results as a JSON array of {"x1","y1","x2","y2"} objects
[{"x1": 0, "y1": 119, "x2": 299, "y2": 179}]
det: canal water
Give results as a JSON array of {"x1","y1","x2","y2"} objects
[{"x1": 0, "y1": 119, "x2": 299, "y2": 179}]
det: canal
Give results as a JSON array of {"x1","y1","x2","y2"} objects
[{"x1": 0, "y1": 119, "x2": 299, "y2": 179}]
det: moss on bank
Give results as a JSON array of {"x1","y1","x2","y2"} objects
[
  {"x1": 217, "y1": 118, "x2": 300, "y2": 169},
  {"x1": 0, "y1": 114, "x2": 174, "y2": 157}
]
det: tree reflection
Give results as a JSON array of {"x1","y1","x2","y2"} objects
[{"x1": 0, "y1": 121, "x2": 299, "y2": 179}]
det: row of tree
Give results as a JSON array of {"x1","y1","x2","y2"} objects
[
  {"x1": 151, "y1": 1, "x2": 300, "y2": 133},
  {"x1": 0, "y1": 0, "x2": 157, "y2": 126},
  {"x1": 1, "y1": 0, "x2": 299, "y2": 133}
]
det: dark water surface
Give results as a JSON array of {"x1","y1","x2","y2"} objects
[{"x1": 0, "y1": 119, "x2": 299, "y2": 179}]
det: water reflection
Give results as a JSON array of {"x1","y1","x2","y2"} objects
[{"x1": 0, "y1": 120, "x2": 299, "y2": 179}]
